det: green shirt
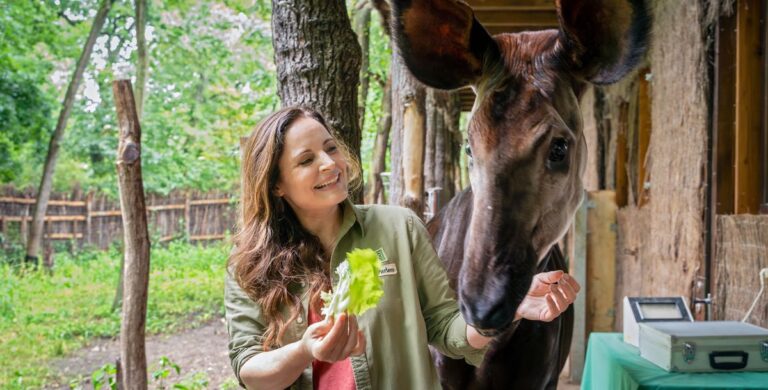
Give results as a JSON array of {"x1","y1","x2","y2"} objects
[{"x1": 225, "y1": 201, "x2": 487, "y2": 389}]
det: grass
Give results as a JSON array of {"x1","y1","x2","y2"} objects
[{"x1": 0, "y1": 240, "x2": 228, "y2": 389}]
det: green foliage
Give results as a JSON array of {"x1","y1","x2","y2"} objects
[
  {"x1": 2, "y1": 1, "x2": 279, "y2": 196},
  {"x1": 0, "y1": 241, "x2": 228, "y2": 388},
  {"x1": 91, "y1": 362, "x2": 117, "y2": 390},
  {"x1": 1, "y1": 0, "x2": 393, "y2": 196},
  {"x1": 151, "y1": 356, "x2": 210, "y2": 390}
]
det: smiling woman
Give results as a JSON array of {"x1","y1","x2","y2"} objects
[{"x1": 224, "y1": 106, "x2": 578, "y2": 390}]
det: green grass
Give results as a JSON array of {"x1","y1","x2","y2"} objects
[{"x1": 0, "y1": 240, "x2": 228, "y2": 389}]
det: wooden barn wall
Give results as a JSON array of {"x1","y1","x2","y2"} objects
[
  {"x1": 611, "y1": 0, "x2": 712, "y2": 321},
  {"x1": 713, "y1": 215, "x2": 768, "y2": 327},
  {"x1": 643, "y1": 0, "x2": 709, "y2": 297}
]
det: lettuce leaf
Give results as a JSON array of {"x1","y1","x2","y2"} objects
[{"x1": 321, "y1": 248, "x2": 384, "y2": 318}]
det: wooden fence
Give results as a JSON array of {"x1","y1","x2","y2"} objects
[{"x1": 0, "y1": 187, "x2": 238, "y2": 250}]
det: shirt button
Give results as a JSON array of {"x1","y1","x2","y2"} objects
[{"x1": 297, "y1": 316, "x2": 303, "y2": 324}]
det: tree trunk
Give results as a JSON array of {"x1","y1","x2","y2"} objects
[
  {"x1": 113, "y1": 80, "x2": 151, "y2": 390},
  {"x1": 353, "y1": 1, "x2": 372, "y2": 132},
  {"x1": 271, "y1": 0, "x2": 362, "y2": 186},
  {"x1": 425, "y1": 89, "x2": 462, "y2": 205},
  {"x1": 423, "y1": 89, "x2": 461, "y2": 219},
  {"x1": 365, "y1": 75, "x2": 391, "y2": 204},
  {"x1": 389, "y1": 50, "x2": 426, "y2": 217},
  {"x1": 25, "y1": 0, "x2": 113, "y2": 263},
  {"x1": 113, "y1": 0, "x2": 150, "y2": 312},
  {"x1": 134, "y1": 0, "x2": 149, "y2": 118}
]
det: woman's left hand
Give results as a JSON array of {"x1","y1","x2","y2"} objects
[{"x1": 515, "y1": 270, "x2": 581, "y2": 322}]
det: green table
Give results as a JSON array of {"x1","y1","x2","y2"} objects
[{"x1": 581, "y1": 333, "x2": 768, "y2": 390}]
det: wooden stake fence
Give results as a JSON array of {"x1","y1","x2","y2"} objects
[{"x1": 0, "y1": 194, "x2": 234, "y2": 248}]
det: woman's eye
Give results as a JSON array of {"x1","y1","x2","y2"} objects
[
  {"x1": 299, "y1": 158, "x2": 313, "y2": 166},
  {"x1": 327, "y1": 145, "x2": 338, "y2": 153},
  {"x1": 548, "y1": 138, "x2": 569, "y2": 163}
]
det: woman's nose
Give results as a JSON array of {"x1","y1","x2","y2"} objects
[{"x1": 318, "y1": 152, "x2": 336, "y2": 171}]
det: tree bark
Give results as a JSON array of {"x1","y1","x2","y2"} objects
[
  {"x1": 271, "y1": 0, "x2": 362, "y2": 183},
  {"x1": 353, "y1": 1, "x2": 372, "y2": 132},
  {"x1": 389, "y1": 50, "x2": 426, "y2": 217},
  {"x1": 425, "y1": 89, "x2": 462, "y2": 203},
  {"x1": 134, "y1": 0, "x2": 149, "y2": 118},
  {"x1": 365, "y1": 75, "x2": 391, "y2": 204},
  {"x1": 113, "y1": 80, "x2": 151, "y2": 390},
  {"x1": 25, "y1": 0, "x2": 113, "y2": 263}
]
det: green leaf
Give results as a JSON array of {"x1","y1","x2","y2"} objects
[
  {"x1": 321, "y1": 248, "x2": 384, "y2": 318},
  {"x1": 346, "y1": 249, "x2": 384, "y2": 316}
]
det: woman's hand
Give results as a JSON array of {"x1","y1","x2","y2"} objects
[
  {"x1": 516, "y1": 271, "x2": 581, "y2": 322},
  {"x1": 301, "y1": 313, "x2": 366, "y2": 362}
]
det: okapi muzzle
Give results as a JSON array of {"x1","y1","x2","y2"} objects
[{"x1": 390, "y1": 0, "x2": 651, "y2": 334}]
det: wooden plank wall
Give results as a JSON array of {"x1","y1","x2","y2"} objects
[{"x1": 713, "y1": 215, "x2": 768, "y2": 327}]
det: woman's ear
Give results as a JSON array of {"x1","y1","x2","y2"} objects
[{"x1": 273, "y1": 185, "x2": 284, "y2": 198}]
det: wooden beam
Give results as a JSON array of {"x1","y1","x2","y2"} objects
[
  {"x1": 190, "y1": 234, "x2": 226, "y2": 241},
  {"x1": 0, "y1": 197, "x2": 86, "y2": 207},
  {"x1": 714, "y1": 11, "x2": 737, "y2": 214},
  {"x1": 637, "y1": 68, "x2": 652, "y2": 207},
  {"x1": 734, "y1": 0, "x2": 765, "y2": 214},
  {"x1": 0, "y1": 215, "x2": 86, "y2": 222},
  {"x1": 189, "y1": 198, "x2": 230, "y2": 206},
  {"x1": 44, "y1": 233, "x2": 84, "y2": 240},
  {"x1": 615, "y1": 103, "x2": 629, "y2": 208},
  {"x1": 147, "y1": 204, "x2": 185, "y2": 211},
  {"x1": 586, "y1": 191, "x2": 618, "y2": 333},
  {"x1": 569, "y1": 192, "x2": 588, "y2": 383}
]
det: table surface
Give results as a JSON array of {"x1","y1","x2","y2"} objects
[{"x1": 581, "y1": 333, "x2": 768, "y2": 390}]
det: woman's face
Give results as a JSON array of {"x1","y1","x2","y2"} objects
[{"x1": 274, "y1": 116, "x2": 349, "y2": 214}]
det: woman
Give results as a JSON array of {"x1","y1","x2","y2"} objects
[{"x1": 225, "y1": 106, "x2": 579, "y2": 390}]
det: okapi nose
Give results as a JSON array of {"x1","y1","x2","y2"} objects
[{"x1": 459, "y1": 295, "x2": 511, "y2": 331}]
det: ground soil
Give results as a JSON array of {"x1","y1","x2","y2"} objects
[
  {"x1": 47, "y1": 317, "x2": 581, "y2": 389},
  {"x1": 48, "y1": 317, "x2": 236, "y2": 389}
]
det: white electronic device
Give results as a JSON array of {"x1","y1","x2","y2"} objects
[{"x1": 623, "y1": 296, "x2": 693, "y2": 347}]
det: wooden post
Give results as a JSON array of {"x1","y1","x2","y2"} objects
[
  {"x1": 85, "y1": 192, "x2": 93, "y2": 245},
  {"x1": 586, "y1": 191, "x2": 617, "y2": 333},
  {"x1": 636, "y1": 68, "x2": 652, "y2": 207},
  {"x1": 615, "y1": 103, "x2": 629, "y2": 208},
  {"x1": 113, "y1": 79, "x2": 150, "y2": 390},
  {"x1": 734, "y1": 0, "x2": 765, "y2": 213},
  {"x1": 184, "y1": 193, "x2": 191, "y2": 242},
  {"x1": 20, "y1": 207, "x2": 28, "y2": 246},
  {"x1": 569, "y1": 192, "x2": 588, "y2": 383}
]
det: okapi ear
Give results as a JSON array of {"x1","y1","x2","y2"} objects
[
  {"x1": 556, "y1": 0, "x2": 651, "y2": 84},
  {"x1": 390, "y1": 0, "x2": 499, "y2": 90}
]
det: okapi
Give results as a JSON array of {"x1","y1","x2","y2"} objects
[{"x1": 389, "y1": 0, "x2": 651, "y2": 388}]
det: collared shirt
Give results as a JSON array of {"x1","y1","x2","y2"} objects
[{"x1": 225, "y1": 201, "x2": 487, "y2": 389}]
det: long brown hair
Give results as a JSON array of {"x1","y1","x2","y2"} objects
[{"x1": 229, "y1": 106, "x2": 361, "y2": 350}]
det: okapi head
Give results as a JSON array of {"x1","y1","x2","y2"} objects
[{"x1": 390, "y1": 0, "x2": 650, "y2": 333}]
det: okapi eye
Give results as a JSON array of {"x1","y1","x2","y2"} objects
[{"x1": 548, "y1": 138, "x2": 569, "y2": 163}]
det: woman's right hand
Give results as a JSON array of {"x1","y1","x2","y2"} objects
[{"x1": 301, "y1": 313, "x2": 366, "y2": 362}]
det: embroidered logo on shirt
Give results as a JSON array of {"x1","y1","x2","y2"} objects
[
  {"x1": 379, "y1": 263, "x2": 398, "y2": 276},
  {"x1": 375, "y1": 247, "x2": 388, "y2": 262}
]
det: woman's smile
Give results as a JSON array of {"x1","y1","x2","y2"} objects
[{"x1": 314, "y1": 172, "x2": 341, "y2": 190}]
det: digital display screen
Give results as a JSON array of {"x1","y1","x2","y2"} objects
[{"x1": 638, "y1": 303, "x2": 683, "y2": 319}]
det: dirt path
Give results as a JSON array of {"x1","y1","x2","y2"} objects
[
  {"x1": 48, "y1": 317, "x2": 236, "y2": 389},
  {"x1": 48, "y1": 317, "x2": 582, "y2": 389}
]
